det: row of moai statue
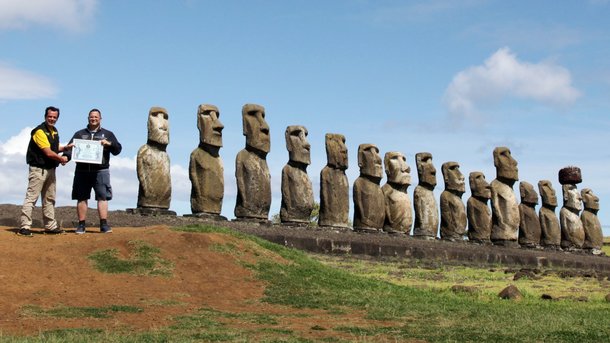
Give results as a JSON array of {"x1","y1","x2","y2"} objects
[{"x1": 131, "y1": 104, "x2": 603, "y2": 254}]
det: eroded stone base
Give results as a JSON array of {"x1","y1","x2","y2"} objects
[
  {"x1": 280, "y1": 221, "x2": 310, "y2": 228},
  {"x1": 492, "y1": 239, "x2": 520, "y2": 248},
  {"x1": 318, "y1": 224, "x2": 352, "y2": 232},
  {"x1": 126, "y1": 208, "x2": 177, "y2": 216},
  {"x1": 232, "y1": 217, "x2": 271, "y2": 226},
  {"x1": 184, "y1": 213, "x2": 228, "y2": 221},
  {"x1": 354, "y1": 227, "x2": 381, "y2": 234}
]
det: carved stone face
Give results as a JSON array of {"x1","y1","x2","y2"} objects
[
  {"x1": 562, "y1": 184, "x2": 582, "y2": 211},
  {"x1": 538, "y1": 180, "x2": 557, "y2": 207},
  {"x1": 325, "y1": 133, "x2": 348, "y2": 170},
  {"x1": 519, "y1": 181, "x2": 538, "y2": 205},
  {"x1": 197, "y1": 104, "x2": 223, "y2": 147},
  {"x1": 493, "y1": 147, "x2": 518, "y2": 182},
  {"x1": 384, "y1": 152, "x2": 411, "y2": 186},
  {"x1": 469, "y1": 172, "x2": 491, "y2": 199},
  {"x1": 441, "y1": 161, "x2": 465, "y2": 193},
  {"x1": 285, "y1": 125, "x2": 310, "y2": 165},
  {"x1": 415, "y1": 152, "x2": 436, "y2": 187},
  {"x1": 581, "y1": 188, "x2": 600, "y2": 211},
  {"x1": 358, "y1": 143, "x2": 382, "y2": 178},
  {"x1": 148, "y1": 107, "x2": 169, "y2": 145},
  {"x1": 242, "y1": 104, "x2": 270, "y2": 153}
]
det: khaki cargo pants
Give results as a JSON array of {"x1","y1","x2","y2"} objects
[{"x1": 20, "y1": 166, "x2": 59, "y2": 230}]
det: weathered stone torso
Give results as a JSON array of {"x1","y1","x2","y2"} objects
[
  {"x1": 518, "y1": 203, "x2": 541, "y2": 246},
  {"x1": 319, "y1": 166, "x2": 349, "y2": 228},
  {"x1": 467, "y1": 197, "x2": 491, "y2": 242},
  {"x1": 440, "y1": 190, "x2": 466, "y2": 241},
  {"x1": 381, "y1": 183, "x2": 412, "y2": 234},
  {"x1": 280, "y1": 163, "x2": 314, "y2": 224},
  {"x1": 189, "y1": 147, "x2": 224, "y2": 215},
  {"x1": 235, "y1": 149, "x2": 271, "y2": 219},
  {"x1": 353, "y1": 176, "x2": 385, "y2": 231},
  {"x1": 539, "y1": 206, "x2": 561, "y2": 247},
  {"x1": 560, "y1": 207, "x2": 584, "y2": 249},
  {"x1": 137, "y1": 144, "x2": 171, "y2": 209},
  {"x1": 490, "y1": 179, "x2": 519, "y2": 242},
  {"x1": 413, "y1": 185, "x2": 439, "y2": 238},
  {"x1": 581, "y1": 209, "x2": 603, "y2": 250}
]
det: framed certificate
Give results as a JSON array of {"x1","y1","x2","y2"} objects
[{"x1": 72, "y1": 139, "x2": 103, "y2": 164}]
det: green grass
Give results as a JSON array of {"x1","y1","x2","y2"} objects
[
  {"x1": 176, "y1": 225, "x2": 610, "y2": 342},
  {"x1": 3, "y1": 225, "x2": 610, "y2": 342},
  {"x1": 314, "y1": 255, "x2": 610, "y2": 301},
  {"x1": 169, "y1": 307, "x2": 305, "y2": 342},
  {"x1": 87, "y1": 240, "x2": 174, "y2": 277}
]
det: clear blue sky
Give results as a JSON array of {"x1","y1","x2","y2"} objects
[{"x1": 1, "y1": 0, "x2": 609, "y2": 234}]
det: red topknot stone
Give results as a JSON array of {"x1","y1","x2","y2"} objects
[{"x1": 558, "y1": 166, "x2": 582, "y2": 185}]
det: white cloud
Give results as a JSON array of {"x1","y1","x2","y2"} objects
[
  {"x1": 0, "y1": 63, "x2": 58, "y2": 100},
  {"x1": 444, "y1": 47, "x2": 581, "y2": 121},
  {"x1": 0, "y1": 129, "x2": 30, "y2": 204},
  {"x1": 0, "y1": 126, "x2": 31, "y2": 157},
  {"x1": 0, "y1": 0, "x2": 97, "y2": 31}
]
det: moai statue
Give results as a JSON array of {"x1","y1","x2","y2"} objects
[
  {"x1": 133, "y1": 106, "x2": 175, "y2": 215},
  {"x1": 234, "y1": 104, "x2": 271, "y2": 222},
  {"x1": 538, "y1": 180, "x2": 561, "y2": 250},
  {"x1": 413, "y1": 152, "x2": 439, "y2": 239},
  {"x1": 440, "y1": 162, "x2": 466, "y2": 241},
  {"x1": 518, "y1": 181, "x2": 541, "y2": 248},
  {"x1": 353, "y1": 144, "x2": 384, "y2": 232},
  {"x1": 559, "y1": 166, "x2": 584, "y2": 250},
  {"x1": 188, "y1": 104, "x2": 225, "y2": 219},
  {"x1": 467, "y1": 172, "x2": 492, "y2": 243},
  {"x1": 490, "y1": 147, "x2": 519, "y2": 246},
  {"x1": 581, "y1": 188, "x2": 603, "y2": 255},
  {"x1": 381, "y1": 152, "x2": 412, "y2": 234},
  {"x1": 280, "y1": 125, "x2": 314, "y2": 225},
  {"x1": 319, "y1": 133, "x2": 350, "y2": 229}
]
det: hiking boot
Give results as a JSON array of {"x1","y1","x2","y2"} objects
[
  {"x1": 75, "y1": 223, "x2": 86, "y2": 234},
  {"x1": 100, "y1": 223, "x2": 112, "y2": 233},
  {"x1": 45, "y1": 227, "x2": 64, "y2": 234},
  {"x1": 17, "y1": 228, "x2": 33, "y2": 237}
]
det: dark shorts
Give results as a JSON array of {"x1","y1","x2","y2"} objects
[{"x1": 71, "y1": 169, "x2": 113, "y2": 201}]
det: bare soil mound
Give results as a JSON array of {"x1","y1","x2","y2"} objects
[{"x1": 0, "y1": 224, "x2": 384, "y2": 339}]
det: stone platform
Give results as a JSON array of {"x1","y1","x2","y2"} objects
[{"x1": 1, "y1": 204, "x2": 608, "y2": 272}]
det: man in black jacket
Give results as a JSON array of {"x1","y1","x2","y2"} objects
[
  {"x1": 64, "y1": 108, "x2": 122, "y2": 234},
  {"x1": 19, "y1": 106, "x2": 71, "y2": 237}
]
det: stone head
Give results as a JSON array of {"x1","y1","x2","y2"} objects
[
  {"x1": 519, "y1": 181, "x2": 538, "y2": 205},
  {"x1": 285, "y1": 125, "x2": 311, "y2": 165},
  {"x1": 538, "y1": 180, "x2": 558, "y2": 207},
  {"x1": 581, "y1": 188, "x2": 600, "y2": 211},
  {"x1": 469, "y1": 171, "x2": 491, "y2": 199},
  {"x1": 493, "y1": 147, "x2": 518, "y2": 182},
  {"x1": 197, "y1": 104, "x2": 223, "y2": 148},
  {"x1": 384, "y1": 151, "x2": 411, "y2": 186},
  {"x1": 242, "y1": 103, "x2": 270, "y2": 153},
  {"x1": 441, "y1": 161, "x2": 465, "y2": 193},
  {"x1": 415, "y1": 152, "x2": 437, "y2": 188},
  {"x1": 358, "y1": 143, "x2": 382, "y2": 178},
  {"x1": 562, "y1": 184, "x2": 582, "y2": 211},
  {"x1": 147, "y1": 106, "x2": 169, "y2": 145},
  {"x1": 325, "y1": 133, "x2": 348, "y2": 170}
]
